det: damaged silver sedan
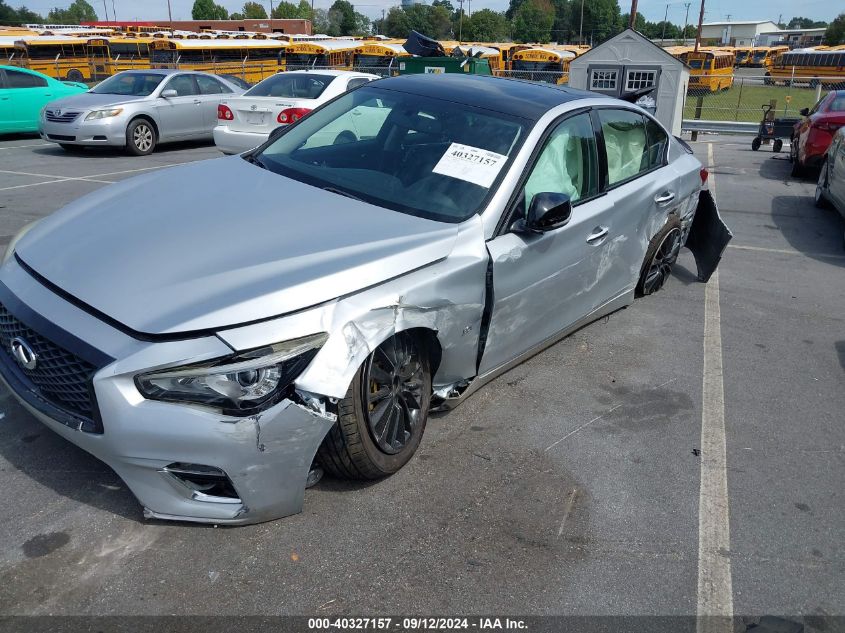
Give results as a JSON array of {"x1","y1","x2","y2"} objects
[{"x1": 0, "y1": 74, "x2": 730, "y2": 524}]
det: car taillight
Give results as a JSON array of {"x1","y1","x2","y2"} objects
[
  {"x1": 217, "y1": 104, "x2": 234, "y2": 121},
  {"x1": 700, "y1": 168, "x2": 709, "y2": 184},
  {"x1": 277, "y1": 107, "x2": 311, "y2": 124}
]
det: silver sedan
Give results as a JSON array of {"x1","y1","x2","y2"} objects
[
  {"x1": 1, "y1": 74, "x2": 731, "y2": 524},
  {"x1": 39, "y1": 69, "x2": 245, "y2": 155}
]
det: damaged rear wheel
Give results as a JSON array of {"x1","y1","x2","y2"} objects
[
  {"x1": 637, "y1": 215, "x2": 682, "y2": 296},
  {"x1": 317, "y1": 332, "x2": 431, "y2": 479}
]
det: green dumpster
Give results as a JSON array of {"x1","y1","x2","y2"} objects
[{"x1": 398, "y1": 56, "x2": 492, "y2": 76}]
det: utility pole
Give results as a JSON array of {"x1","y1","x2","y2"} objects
[
  {"x1": 458, "y1": 0, "x2": 464, "y2": 43},
  {"x1": 578, "y1": 0, "x2": 584, "y2": 43},
  {"x1": 661, "y1": 3, "x2": 669, "y2": 41},
  {"x1": 167, "y1": 0, "x2": 173, "y2": 31},
  {"x1": 629, "y1": 0, "x2": 638, "y2": 29},
  {"x1": 111, "y1": 0, "x2": 116, "y2": 22},
  {"x1": 102, "y1": 0, "x2": 109, "y2": 21},
  {"x1": 683, "y1": 2, "x2": 691, "y2": 43},
  {"x1": 693, "y1": 0, "x2": 705, "y2": 51}
]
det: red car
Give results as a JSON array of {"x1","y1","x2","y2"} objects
[{"x1": 790, "y1": 90, "x2": 845, "y2": 177}]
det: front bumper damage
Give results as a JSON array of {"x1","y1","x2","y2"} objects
[{"x1": 0, "y1": 219, "x2": 488, "y2": 525}]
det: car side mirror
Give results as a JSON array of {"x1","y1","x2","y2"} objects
[
  {"x1": 799, "y1": 107, "x2": 809, "y2": 116},
  {"x1": 161, "y1": 89, "x2": 177, "y2": 99},
  {"x1": 268, "y1": 126, "x2": 286, "y2": 142},
  {"x1": 513, "y1": 192, "x2": 572, "y2": 233}
]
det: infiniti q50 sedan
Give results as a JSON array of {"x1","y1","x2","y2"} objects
[{"x1": 0, "y1": 74, "x2": 731, "y2": 525}]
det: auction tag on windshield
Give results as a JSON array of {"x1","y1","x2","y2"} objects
[{"x1": 432, "y1": 143, "x2": 507, "y2": 188}]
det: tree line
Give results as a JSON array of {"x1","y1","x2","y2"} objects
[{"x1": 1, "y1": 0, "x2": 842, "y2": 48}]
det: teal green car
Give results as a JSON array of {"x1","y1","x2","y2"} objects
[{"x1": 0, "y1": 65, "x2": 88, "y2": 134}]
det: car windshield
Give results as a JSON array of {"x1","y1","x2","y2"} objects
[
  {"x1": 245, "y1": 73, "x2": 335, "y2": 99},
  {"x1": 255, "y1": 86, "x2": 527, "y2": 223},
  {"x1": 91, "y1": 72, "x2": 164, "y2": 96}
]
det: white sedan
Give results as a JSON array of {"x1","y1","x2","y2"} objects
[{"x1": 213, "y1": 70, "x2": 380, "y2": 154}]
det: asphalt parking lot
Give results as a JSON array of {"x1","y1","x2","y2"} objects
[{"x1": 0, "y1": 134, "x2": 843, "y2": 624}]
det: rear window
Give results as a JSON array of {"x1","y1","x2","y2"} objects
[{"x1": 245, "y1": 73, "x2": 334, "y2": 99}]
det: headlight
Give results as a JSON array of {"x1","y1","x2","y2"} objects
[
  {"x1": 135, "y1": 333, "x2": 328, "y2": 415},
  {"x1": 85, "y1": 108, "x2": 124, "y2": 120},
  {"x1": 2, "y1": 220, "x2": 40, "y2": 266}
]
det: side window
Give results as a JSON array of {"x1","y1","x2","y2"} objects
[
  {"x1": 597, "y1": 109, "x2": 648, "y2": 186},
  {"x1": 644, "y1": 116, "x2": 668, "y2": 170},
  {"x1": 519, "y1": 113, "x2": 598, "y2": 217},
  {"x1": 4, "y1": 69, "x2": 47, "y2": 88},
  {"x1": 165, "y1": 74, "x2": 198, "y2": 96},
  {"x1": 196, "y1": 74, "x2": 232, "y2": 95},
  {"x1": 346, "y1": 77, "x2": 371, "y2": 90}
]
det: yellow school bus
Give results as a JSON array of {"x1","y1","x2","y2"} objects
[
  {"x1": 510, "y1": 47, "x2": 576, "y2": 84},
  {"x1": 664, "y1": 45, "x2": 693, "y2": 61},
  {"x1": 732, "y1": 46, "x2": 754, "y2": 66},
  {"x1": 686, "y1": 50, "x2": 735, "y2": 92},
  {"x1": 351, "y1": 42, "x2": 408, "y2": 74},
  {"x1": 1, "y1": 36, "x2": 23, "y2": 63},
  {"x1": 284, "y1": 40, "x2": 357, "y2": 69},
  {"x1": 87, "y1": 36, "x2": 155, "y2": 79},
  {"x1": 747, "y1": 45, "x2": 787, "y2": 69},
  {"x1": 768, "y1": 49, "x2": 845, "y2": 88},
  {"x1": 488, "y1": 43, "x2": 532, "y2": 70},
  {"x1": 14, "y1": 35, "x2": 103, "y2": 81},
  {"x1": 149, "y1": 39, "x2": 286, "y2": 83}
]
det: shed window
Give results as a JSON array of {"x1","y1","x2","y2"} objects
[
  {"x1": 590, "y1": 69, "x2": 617, "y2": 90},
  {"x1": 625, "y1": 70, "x2": 656, "y2": 91}
]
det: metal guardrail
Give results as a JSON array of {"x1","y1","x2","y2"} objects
[{"x1": 681, "y1": 120, "x2": 759, "y2": 134}]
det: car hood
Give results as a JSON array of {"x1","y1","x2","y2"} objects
[
  {"x1": 46, "y1": 91, "x2": 149, "y2": 110},
  {"x1": 16, "y1": 157, "x2": 460, "y2": 335}
]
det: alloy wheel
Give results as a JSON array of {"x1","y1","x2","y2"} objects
[
  {"x1": 643, "y1": 227, "x2": 682, "y2": 294},
  {"x1": 133, "y1": 124, "x2": 153, "y2": 152},
  {"x1": 363, "y1": 334, "x2": 425, "y2": 455},
  {"x1": 815, "y1": 165, "x2": 826, "y2": 204}
]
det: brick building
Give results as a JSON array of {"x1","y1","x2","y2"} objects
[{"x1": 82, "y1": 19, "x2": 311, "y2": 35}]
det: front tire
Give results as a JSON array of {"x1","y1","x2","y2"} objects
[
  {"x1": 126, "y1": 118, "x2": 156, "y2": 156},
  {"x1": 790, "y1": 142, "x2": 805, "y2": 177},
  {"x1": 637, "y1": 215, "x2": 683, "y2": 296},
  {"x1": 318, "y1": 332, "x2": 432, "y2": 479}
]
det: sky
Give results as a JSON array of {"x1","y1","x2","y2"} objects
[{"x1": 10, "y1": 0, "x2": 841, "y2": 27}]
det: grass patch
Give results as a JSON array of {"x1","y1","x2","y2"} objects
[{"x1": 683, "y1": 82, "x2": 824, "y2": 123}]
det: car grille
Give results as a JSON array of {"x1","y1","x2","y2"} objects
[
  {"x1": 0, "y1": 303, "x2": 98, "y2": 425},
  {"x1": 45, "y1": 110, "x2": 81, "y2": 123}
]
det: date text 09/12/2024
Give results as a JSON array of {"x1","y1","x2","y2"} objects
[{"x1": 307, "y1": 618, "x2": 528, "y2": 630}]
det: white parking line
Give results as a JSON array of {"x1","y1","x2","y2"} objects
[
  {"x1": 697, "y1": 144, "x2": 733, "y2": 633},
  {"x1": 727, "y1": 243, "x2": 845, "y2": 260},
  {"x1": 0, "y1": 162, "x2": 182, "y2": 192},
  {"x1": 0, "y1": 143, "x2": 51, "y2": 150}
]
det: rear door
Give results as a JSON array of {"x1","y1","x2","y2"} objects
[
  {"x1": 0, "y1": 68, "x2": 54, "y2": 131},
  {"x1": 593, "y1": 107, "x2": 684, "y2": 290},
  {"x1": 155, "y1": 74, "x2": 203, "y2": 139},
  {"x1": 830, "y1": 133, "x2": 845, "y2": 211},
  {"x1": 195, "y1": 74, "x2": 234, "y2": 133}
]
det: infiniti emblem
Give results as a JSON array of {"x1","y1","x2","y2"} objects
[{"x1": 10, "y1": 337, "x2": 37, "y2": 371}]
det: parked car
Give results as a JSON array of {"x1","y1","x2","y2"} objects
[
  {"x1": 790, "y1": 90, "x2": 845, "y2": 177},
  {"x1": 0, "y1": 65, "x2": 87, "y2": 135},
  {"x1": 213, "y1": 70, "x2": 380, "y2": 154},
  {"x1": 0, "y1": 74, "x2": 731, "y2": 525},
  {"x1": 815, "y1": 127, "x2": 845, "y2": 246},
  {"x1": 216, "y1": 74, "x2": 253, "y2": 91},
  {"x1": 39, "y1": 69, "x2": 245, "y2": 155}
]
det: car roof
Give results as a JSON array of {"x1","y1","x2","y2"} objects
[{"x1": 371, "y1": 74, "x2": 604, "y2": 121}]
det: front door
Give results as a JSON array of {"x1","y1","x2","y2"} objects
[
  {"x1": 155, "y1": 74, "x2": 203, "y2": 139},
  {"x1": 480, "y1": 111, "x2": 615, "y2": 374}
]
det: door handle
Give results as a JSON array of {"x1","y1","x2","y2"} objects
[
  {"x1": 586, "y1": 226, "x2": 609, "y2": 243},
  {"x1": 654, "y1": 191, "x2": 676, "y2": 205},
  {"x1": 193, "y1": 99, "x2": 202, "y2": 104}
]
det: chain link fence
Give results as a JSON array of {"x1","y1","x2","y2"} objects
[{"x1": 684, "y1": 74, "x2": 845, "y2": 124}]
